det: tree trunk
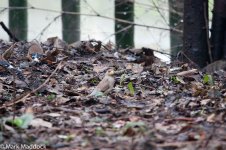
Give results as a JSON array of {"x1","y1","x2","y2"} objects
[
  {"x1": 115, "y1": 0, "x2": 134, "y2": 48},
  {"x1": 183, "y1": 0, "x2": 209, "y2": 67},
  {"x1": 169, "y1": 0, "x2": 183, "y2": 58},
  {"x1": 9, "y1": 0, "x2": 27, "y2": 41},
  {"x1": 211, "y1": 0, "x2": 226, "y2": 61},
  {"x1": 62, "y1": 0, "x2": 80, "y2": 43}
]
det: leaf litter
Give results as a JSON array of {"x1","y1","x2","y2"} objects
[{"x1": 0, "y1": 38, "x2": 226, "y2": 149}]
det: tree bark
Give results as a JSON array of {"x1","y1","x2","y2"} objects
[
  {"x1": 115, "y1": 0, "x2": 134, "y2": 48},
  {"x1": 62, "y1": 0, "x2": 80, "y2": 43},
  {"x1": 9, "y1": 0, "x2": 27, "y2": 41},
  {"x1": 211, "y1": 0, "x2": 226, "y2": 61},
  {"x1": 183, "y1": 0, "x2": 209, "y2": 67}
]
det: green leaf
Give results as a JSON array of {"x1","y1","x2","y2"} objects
[
  {"x1": 95, "y1": 127, "x2": 105, "y2": 136},
  {"x1": 203, "y1": 74, "x2": 213, "y2": 85},
  {"x1": 58, "y1": 134, "x2": 75, "y2": 142},
  {"x1": 127, "y1": 82, "x2": 135, "y2": 96},
  {"x1": 171, "y1": 76, "x2": 184, "y2": 84},
  {"x1": 47, "y1": 93, "x2": 56, "y2": 101},
  {"x1": 10, "y1": 118, "x2": 23, "y2": 127},
  {"x1": 8, "y1": 113, "x2": 34, "y2": 129},
  {"x1": 90, "y1": 78, "x2": 98, "y2": 84},
  {"x1": 125, "y1": 121, "x2": 146, "y2": 129}
]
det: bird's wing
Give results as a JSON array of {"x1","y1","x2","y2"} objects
[{"x1": 96, "y1": 76, "x2": 111, "y2": 92}]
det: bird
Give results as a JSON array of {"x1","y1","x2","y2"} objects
[
  {"x1": 27, "y1": 40, "x2": 44, "y2": 63},
  {"x1": 89, "y1": 69, "x2": 115, "y2": 96}
]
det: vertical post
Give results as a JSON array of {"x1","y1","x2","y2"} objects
[
  {"x1": 9, "y1": 0, "x2": 27, "y2": 41},
  {"x1": 62, "y1": 0, "x2": 80, "y2": 43},
  {"x1": 115, "y1": 0, "x2": 134, "y2": 48},
  {"x1": 169, "y1": 0, "x2": 183, "y2": 58}
]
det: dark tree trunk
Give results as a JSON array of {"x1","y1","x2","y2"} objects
[
  {"x1": 169, "y1": 0, "x2": 183, "y2": 58},
  {"x1": 9, "y1": 0, "x2": 27, "y2": 41},
  {"x1": 115, "y1": 0, "x2": 134, "y2": 48},
  {"x1": 62, "y1": 0, "x2": 80, "y2": 43},
  {"x1": 211, "y1": 0, "x2": 226, "y2": 61},
  {"x1": 183, "y1": 0, "x2": 209, "y2": 67}
]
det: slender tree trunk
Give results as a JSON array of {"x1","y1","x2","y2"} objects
[
  {"x1": 169, "y1": 0, "x2": 183, "y2": 58},
  {"x1": 115, "y1": 0, "x2": 134, "y2": 48},
  {"x1": 183, "y1": 0, "x2": 209, "y2": 67},
  {"x1": 62, "y1": 0, "x2": 80, "y2": 43},
  {"x1": 211, "y1": 0, "x2": 226, "y2": 61},
  {"x1": 9, "y1": 0, "x2": 27, "y2": 41}
]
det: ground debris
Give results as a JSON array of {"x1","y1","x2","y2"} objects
[{"x1": 0, "y1": 39, "x2": 226, "y2": 150}]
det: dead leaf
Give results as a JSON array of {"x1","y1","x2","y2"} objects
[
  {"x1": 93, "y1": 64, "x2": 109, "y2": 73},
  {"x1": 207, "y1": 113, "x2": 216, "y2": 122},
  {"x1": 30, "y1": 118, "x2": 53, "y2": 128}
]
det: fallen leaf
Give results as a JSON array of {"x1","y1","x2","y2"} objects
[{"x1": 30, "y1": 118, "x2": 53, "y2": 128}]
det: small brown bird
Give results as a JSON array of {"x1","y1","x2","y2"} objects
[
  {"x1": 27, "y1": 40, "x2": 44, "y2": 62},
  {"x1": 89, "y1": 69, "x2": 115, "y2": 96}
]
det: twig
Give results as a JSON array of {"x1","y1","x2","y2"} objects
[
  {"x1": 35, "y1": 15, "x2": 61, "y2": 40},
  {"x1": 104, "y1": 25, "x2": 133, "y2": 41},
  {"x1": 176, "y1": 69, "x2": 198, "y2": 76},
  {"x1": 151, "y1": 0, "x2": 169, "y2": 26},
  {"x1": 0, "y1": 61, "x2": 64, "y2": 109},
  {"x1": 201, "y1": 125, "x2": 216, "y2": 148},
  {"x1": 0, "y1": 21, "x2": 19, "y2": 42},
  {"x1": 2, "y1": 42, "x2": 17, "y2": 60},
  {"x1": 46, "y1": 106, "x2": 81, "y2": 115},
  {"x1": 178, "y1": 51, "x2": 200, "y2": 69}
]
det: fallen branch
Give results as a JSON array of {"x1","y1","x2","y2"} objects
[
  {"x1": 0, "y1": 61, "x2": 64, "y2": 109},
  {"x1": 0, "y1": 21, "x2": 19, "y2": 42},
  {"x1": 176, "y1": 69, "x2": 198, "y2": 76}
]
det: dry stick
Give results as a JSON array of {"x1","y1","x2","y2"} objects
[
  {"x1": 179, "y1": 51, "x2": 200, "y2": 69},
  {"x1": 103, "y1": 25, "x2": 133, "y2": 41},
  {"x1": 0, "y1": 21, "x2": 19, "y2": 42},
  {"x1": 46, "y1": 106, "x2": 81, "y2": 115},
  {"x1": 0, "y1": 61, "x2": 64, "y2": 109},
  {"x1": 202, "y1": 125, "x2": 216, "y2": 148},
  {"x1": 151, "y1": 0, "x2": 169, "y2": 26},
  {"x1": 2, "y1": 42, "x2": 17, "y2": 60},
  {"x1": 176, "y1": 69, "x2": 198, "y2": 76},
  {"x1": 35, "y1": 15, "x2": 61, "y2": 39},
  {"x1": 203, "y1": 2, "x2": 212, "y2": 63}
]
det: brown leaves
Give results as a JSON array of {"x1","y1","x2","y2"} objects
[
  {"x1": 69, "y1": 39, "x2": 102, "y2": 54},
  {"x1": 1, "y1": 39, "x2": 226, "y2": 150},
  {"x1": 203, "y1": 60, "x2": 226, "y2": 73}
]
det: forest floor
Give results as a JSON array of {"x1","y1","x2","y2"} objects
[{"x1": 0, "y1": 38, "x2": 226, "y2": 150}]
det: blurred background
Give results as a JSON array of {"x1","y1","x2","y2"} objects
[{"x1": 0, "y1": 0, "x2": 213, "y2": 61}]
